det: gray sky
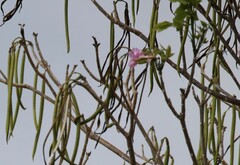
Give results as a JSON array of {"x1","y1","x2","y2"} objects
[{"x1": 1, "y1": 0, "x2": 238, "y2": 164}]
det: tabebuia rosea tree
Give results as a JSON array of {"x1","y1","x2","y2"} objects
[{"x1": 0, "y1": 0, "x2": 240, "y2": 164}]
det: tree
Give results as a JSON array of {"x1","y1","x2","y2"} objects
[{"x1": 1, "y1": 0, "x2": 240, "y2": 164}]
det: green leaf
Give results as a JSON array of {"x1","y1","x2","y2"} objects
[
  {"x1": 169, "y1": 0, "x2": 187, "y2": 4},
  {"x1": 173, "y1": 5, "x2": 189, "y2": 30},
  {"x1": 152, "y1": 47, "x2": 161, "y2": 56},
  {"x1": 153, "y1": 21, "x2": 173, "y2": 32},
  {"x1": 170, "y1": 0, "x2": 201, "y2": 5},
  {"x1": 166, "y1": 45, "x2": 174, "y2": 58}
]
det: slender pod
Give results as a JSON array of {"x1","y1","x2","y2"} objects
[
  {"x1": 32, "y1": 78, "x2": 46, "y2": 159},
  {"x1": 177, "y1": 17, "x2": 189, "y2": 74},
  {"x1": 12, "y1": 45, "x2": 25, "y2": 131},
  {"x1": 32, "y1": 69, "x2": 39, "y2": 130},
  {"x1": 6, "y1": 48, "x2": 15, "y2": 141},
  {"x1": 163, "y1": 138, "x2": 170, "y2": 165},
  {"x1": 64, "y1": 0, "x2": 70, "y2": 53},
  {"x1": 131, "y1": 0, "x2": 136, "y2": 26},
  {"x1": 230, "y1": 105, "x2": 236, "y2": 165}
]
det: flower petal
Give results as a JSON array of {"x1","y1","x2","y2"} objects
[
  {"x1": 128, "y1": 48, "x2": 145, "y2": 68},
  {"x1": 129, "y1": 60, "x2": 137, "y2": 68}
]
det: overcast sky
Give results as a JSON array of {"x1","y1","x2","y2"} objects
[{"x1": 1, "y1": 0, "x2": 238, "y2": 164}]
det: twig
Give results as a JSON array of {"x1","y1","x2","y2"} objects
[
  {"x1": 0, "y1": 78, "x2": 54, "y2": 104},
  {"x1": 159, "y1": 73, "x2": 180, "y2": 119},
  {"x1": 192, "y1": 87, "x2": 208, "y2": 164},
  {"x1": 166, "y1": 59, "x2": 240, "y2": 105},
  {"x1": 92, "y1": 36, "x2": 103, "y2": 82},
  {"x1": 33, "y1": 33, "x2": 61, "y2": 88},
  {"x1": 81, "y1": 124, "x2": 141, "y2": 165},
  {"x1": 91, "y1": 0, "x2": 149, "y2": 43},
  {"x1": 20, "y1": 38, "x2": 57, "y2": 97},
  {"x1": 195, "y1": 4, "x2": 240, "y2": 65},
  {"x1": 179, "y1": 88, "x2": 198, "y2": 164},
  {"x1": 80, "y1": 60, "x2": 100, "y2": 82},
  {"x1": 79, "y1": 120, "x2": 95, "y2": 165}
]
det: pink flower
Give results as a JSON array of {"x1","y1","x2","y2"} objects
[{"x1": 128, "y1": 48, "x2": 144, "y2": 68}]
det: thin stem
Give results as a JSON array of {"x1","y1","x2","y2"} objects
[
  {"x1": 0, "y1": 78, "x2": 54, "y2": 104},
  {"x1": 91, "y1": 0, "x2": 149, "y2": 43},
  {"x1": 166, "y1": 59, "x2": 240, "y2": 105}
]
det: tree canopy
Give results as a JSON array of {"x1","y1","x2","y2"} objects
[{"x1": 1, "y1": 0, "x2": 240, "y2": 164}]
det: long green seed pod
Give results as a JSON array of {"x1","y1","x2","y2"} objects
[
  {"x1": 230, "y1": 105, "x2": 236, "y2": 165},
  {"x1": 6, "y1": 48, "x2": 15, "y2": 142},
  {"x1": 32, "y1": 70, "x2": 39, "y2": 130},
  {"x1": 64, "y1": 0, "x2": 70, "y2": 53},
  {"x1": 163, "y1": 138, "x2": 170, "y2": 165},
  {"x1": 12, "y1": 45, "x2": 25, "y2": 131},
  {"x1": 32, "y1": 78, "x2": 46, "y2": 159},
  {"x1": 176, "y1": 17, "x2": 189, "y2": 74}
]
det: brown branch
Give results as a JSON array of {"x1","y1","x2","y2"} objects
[
  {"x1": 0, "y1": 78, "x2": 55, "y2": 104},
  {"x1": 91, "y1": 0, "x2": 149, "y2": 43},
  {"x1": 81, "y1": 124, "x2": 141, "y2": 165},
  {"x1": 159, "y1": 73, "x2": 180, "y2": 119},
  {"x1": 33, "y1": 33, "x2": 61, "y2": 88},
  {"x1": 195, "y1": 4, "x2": 240, "y2": 65},
  {"x1": 127, "y1": 115, "x2": 136, "y2": 165},
  {"x1": 79, "y1": 120, "x2": 95, "y2": 165},
  {"x1": 20, "y1": 39, "x2": 57, "y2": 97},
  {"x1": 80, "y1": 60, "x2": 100, "y2": 82},
  {"x1": 132, "y1": 111, "x2": 164, "y2": 165},
  {"x1": 92, "y1": 36, "x2": 104, "y2": 82},
  {"x1": 166, "y1": 59, "x2": 240, "y2": 105},
  {"x1": 192, "y1": 87, "x2": 208, "y2": 164},
  {"x1": 207, "y1": 1, "x2": 240, "y2": 43},
  {"x1": 179, "y1": 88, "x2": 198, "y2": 164}
]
